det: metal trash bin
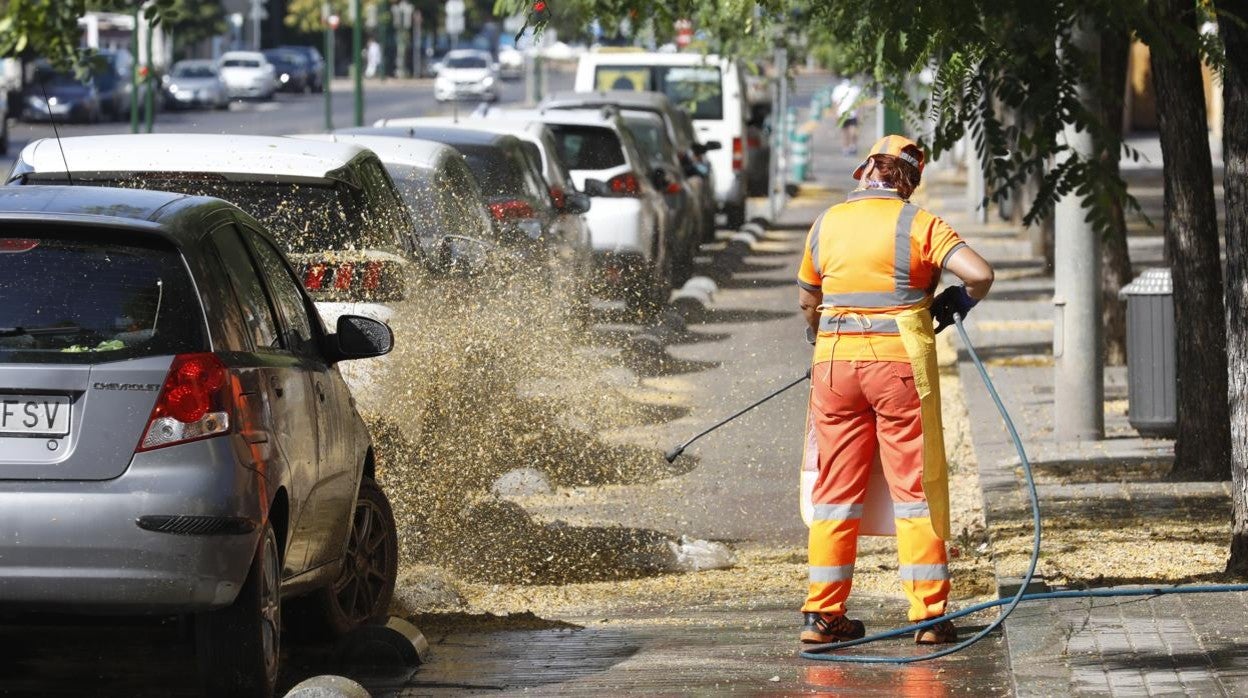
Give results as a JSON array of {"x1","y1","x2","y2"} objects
[{"x1": 1119, "y1": 268, "x2": 1176, "y2": 437}]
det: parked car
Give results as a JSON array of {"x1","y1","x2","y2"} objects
[
  {"x1": 471, "y1": 107, "x2": 674, "y2": 315},
  {"x1": 497, "y1": 45, "x2": 525, "y2": 80},
  {"x1": 338, "y1": 126, "x2": 580, "y2": 295},
  {"x1": 277, "y1": 45, "x2": 326, "y2": 92},
  {"x1": 574, "y1": 50, "x2": 751, "y2": 227},
  {"x1": 8, "y1": 134, "x2": 420, "y2": 346},
  {"x1": 0, "y1": 184, "x2": 398, "y2": 697},
  {"x1": 376, "y1": 116, "x2": 595, "y2": 297},
  {"x1": 218, "y1": 51, "x2": 277, "y2": 100},
  {"x1": 0, "y1": 86, "x2": 9, "y2": 154},
  {"x1": 20, "y1": 62, "x2": 102, "y2": 123},
  {"x1": 433, "y1": 49, "x2": 498, "y2": 102},
  {"x1": 540, "y1": 89, "x2": 719, "y2": 244},
  {"x1": 289, "y1": 133, "x2": 497, "y2": 257},
  {"x1": 263, "y1": 48, "x2": 313, "y2": 93},
  {"x1": 615, "y1": 109, "x2": 700, "y2": 284},
  {"x1": 162, "y1": 59, "x2": 229, "y2": 110}
]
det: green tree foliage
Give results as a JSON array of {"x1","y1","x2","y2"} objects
[{"x1": 163, "y1": 0, "x2": 226, "y2": 59}]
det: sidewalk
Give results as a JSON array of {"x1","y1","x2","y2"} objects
[{"x1": 911, "y1": 143, "x2": 1248, "y2": 694}]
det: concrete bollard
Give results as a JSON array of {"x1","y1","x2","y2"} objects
[{"x1": 333, "y1": 616, "x2": 429, "y2": 673}]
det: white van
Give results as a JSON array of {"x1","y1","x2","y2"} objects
[{"x1": 574, "y1": 50, "x2": 749, "y2": 227}]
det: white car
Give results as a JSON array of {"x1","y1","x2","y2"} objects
[
  {"x1": 472, "y1": 107, "x2": 673, "y2": 314},
  {"x1": 217, "y1": 51, "x2": 277, "y2": 100},
  {"x1": 574, "y1": 50, "x2": 750, "y2": 227},
  {"x1": 497, "y1": 46, "x2": 524, "y2": 80},
  {"x1": 433, "y1": 50, "x2": 498, "y2": 103}
]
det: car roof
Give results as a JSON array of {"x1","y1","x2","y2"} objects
[
  {"x1": 446, "y1": 49, "x2": 491, "y2": 58},
  {"x1": 13, "y1": 134, "x2": 372, "y2": 184},
  {"x1": 220, "y1": 51, "x2": 265, "y2": 60},
  {"x1": 339, "y1": 125, "x2": 515, "y2": 148},
  {"x1": 289, "y1": 133, "x2": 456, "y2": 169},
  {"x1": 543, "y1": 90, "x2": 677, "y2": 112},
  {"x1": 475, "y1": 107, "x2": 620, "y2": 129},
  {"x1": 375, "y1": 117, "x2": 546, "y2": 143},
  {"x1": 0, "y1": 185, "x2": 248, "y2": 241},
  {"x1": 580, "y1": 51, "x2": 727, "y2": 66}
]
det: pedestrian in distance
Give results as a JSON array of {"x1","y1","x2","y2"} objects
[
  {"x1": 831, "y1": 78, "x2": 861, "y2": 156},
  {"x1": 795, "y1": 135, "x2": 994, "y2": 646},
  {"x1": 365, "y1": 38, "x2": 383, "y2": 78}
]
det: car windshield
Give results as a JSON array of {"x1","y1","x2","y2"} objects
[
  {"x1": 385, "y1": 163, "x2": 493, "y2": 244},
  {"x1": 32, "y1": 69, "x2": 85, "y2": 89},
  {"x1": 547, "y1": 125, "x2": 626, "y2": 171},
  {"x1": 174, "y1": 64, "x2": 216, "y2": 78},
  {"x1": 445, "y1": 55, "x2": 488, "y2": 69},
  {"x1": 222, "y1": 59, "x2": 261, "y2": 68},
  {"x1": 54, "y1": 176, "x2": 404, "y2": 255},
  {"x1": 594, "y1": 65, "x2": 724, "y2": 120},
  {"x1": 0, "y1": 234, "x2": 204, "y2": 364}
]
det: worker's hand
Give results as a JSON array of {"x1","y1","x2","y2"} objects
[
  {"x1": 931, "y1": 285, "x2": 978, "y2": 334},
  {"x1": 805, "y1": 326, "x2": 817, "y2": 345}
]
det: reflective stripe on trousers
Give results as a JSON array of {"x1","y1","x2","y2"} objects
[{"x1": 802, "y1": 360, "x2": 950, "y2": 622}]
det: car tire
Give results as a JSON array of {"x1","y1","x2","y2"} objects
[
  {"x1": 307, "y1": 477, "x2": 398, "y2": 637},
  {"x1": 196, "y1": 522, "x2": 281, "y2": 698},
  {"x1": 724, "y1": 201, "x2": 746, "y2": 230}
]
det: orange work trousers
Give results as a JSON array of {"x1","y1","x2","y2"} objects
[{"x1": 803, "y1": 360, "x2": 949, "y2": 622}]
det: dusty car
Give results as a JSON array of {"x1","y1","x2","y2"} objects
[{"x1": 0, "y1": 185, "x2": 398, "y2": 697}]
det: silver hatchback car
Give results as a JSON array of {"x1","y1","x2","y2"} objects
[{"x1": 0, "y1": 186, "x2": 398, "y2": 697}]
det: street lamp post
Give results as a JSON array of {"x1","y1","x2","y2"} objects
[
  {"x1": 130, "y1": 5, "x2": 140, "y2": 134},
  {"x1": 324, "y1": 5, "x2": 337, "y2": 131},
  {"x1": 353, "y1": 0, "x2": 363, "y2": 126}
]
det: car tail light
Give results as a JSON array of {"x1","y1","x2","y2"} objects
[
  {"x1": 138, "y1": 353, "x2": 233, "y2": 452},
  {"x1": 303, "y1": 262, "x2": 328, "y2": 290},
  {"x1": 665, "y1": 181, "x2": 683, "y2": 195},
  {"x1": 747, "y1": 135, "x2": 761, "y2": 149},
  {"x1": 489, "y1": 198, "x2": 536, "y2": 221},
  {"x1": 333, "y1": 262, "x2": 355, "y2": 291},
  {"x1": 549, "y1": 186, "x2": 567, "y2": 210},
  {"x1": 0, "y1": 239, "x2": 39, "y2": 253},
  {"x1": 361, "y1": 260, "x2": 383, "y2": 291},
  {"x1": 607, "y1": 172, "x2": 641, "y2": 197},
  {"x1": 732, "y1": 137, "x2": 744, "y2": 172}
]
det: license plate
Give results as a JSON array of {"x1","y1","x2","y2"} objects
[{"x1": 0, "y1": 395, "x2": 71, "y2": 436}]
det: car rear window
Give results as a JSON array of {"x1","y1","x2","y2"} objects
[
  {"x1": 547, "y1": 125, "x2": 625, "y2": 171},
  {"x1": 623, "y1": 116, "x2": 677, "y2": 165},
  {"x1": 594, "y1": 65, "x2": 724, "y2": 120},
  {"x1": 0, "y1": 234, "x2": 205, "y2": 364},
  {"x1": 222, "y1": 59, "x2": 261, "y2": 68},
  {"x1": 65, "y1": 177, "x2": 406, "y2": 256},
  {"x1": 384, "y1": 162, "x2": 493, "y2": 245},
  {"x1": 457, "y1": 146, "x2": 530, "y2": 198}
]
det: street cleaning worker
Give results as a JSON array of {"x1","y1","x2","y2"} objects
[{"x1": 795, "y1": 135, "x2": 994, "y2": 645}]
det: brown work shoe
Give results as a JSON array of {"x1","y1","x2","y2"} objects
[
  {"x1": 801, "y1": 612, "x2": 866, "y2": 644},
  {"x1": 914, "y1": 618, "x2": 957, "y2": 644}
]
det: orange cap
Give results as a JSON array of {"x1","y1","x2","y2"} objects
[{"x1": 852, "y1": 135, "x2": 926, "y2": 179}]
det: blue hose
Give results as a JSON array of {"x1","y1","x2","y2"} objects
[{"x1": 799, "y1": 313, "x2": 1248, "y2": 664}]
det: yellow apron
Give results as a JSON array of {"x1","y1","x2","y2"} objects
[{"x1": 799, "y1": 304, "x2": 950, "y2": 540}]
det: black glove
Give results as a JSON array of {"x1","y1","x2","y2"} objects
[{"x1": 930, "y1": 285, "x2": 978, "y2": 334}]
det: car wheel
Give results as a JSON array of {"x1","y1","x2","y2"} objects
[
  {"x1": 196, "y1": 522, "x2": 281, "y2": 698},
  {"x1": 309, "y1": 477, "x2": 398, "y2": 637}
]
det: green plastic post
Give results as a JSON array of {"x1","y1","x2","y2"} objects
[
  {"x1": 130, "y1": 6, "x2": 140, "y2": 134},
  {"x1": 144, "y1": 17, "x2": 155, "y2": 133},
  {"x1": 325, "y1": 23, "x2": 334, "y2": 130}
]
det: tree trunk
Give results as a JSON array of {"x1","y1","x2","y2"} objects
[
  {"x1": 1148, "y1": 0, "x2": 1230, "y2": 481},
  {"x1": 1221, "y1": 5, "x2": 1248, "y2": 576},
  {"x1": 1100, "y1": 28, "x2": 1133, "y2": 366}
]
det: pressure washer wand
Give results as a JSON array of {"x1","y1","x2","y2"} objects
[{"x1": 664, "y1": 367, "x2": 812, "y2": 463}]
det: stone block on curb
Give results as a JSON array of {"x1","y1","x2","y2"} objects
[
  {"x1": 284, "y1": 675, "x2": 371, "y2": 698},
  {"x1": 739, "y1": 222, "x2": 765, "y2": 237},
  {"x1": 730, "y1": 232, "x2": 758, "y2": 246},
  {"x1": 671, "y1": 288, "x2": 711, "y2": 322},
  {"x1": 333, "y1": 617, "x2": 429, "y2": 677},
  {"x1": 682, "y1": 275, "x2": 719, "y2": 297}
]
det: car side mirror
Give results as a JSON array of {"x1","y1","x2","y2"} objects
[
  {"x1": 432, "y1": 234, "x2": 496, "y2": 276},
  {"x1": 326, "y1": 315, "x2": 393, "y2": 362},
  {"x1": 564, "y1": 191, "x2": 592, "y2": 215},
  {"x1": 583, "y1": 178, "x2": 609, "y2": 197},
  {"x1": 695, "y1": 141, "x2": 722, "y2": 154}
]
